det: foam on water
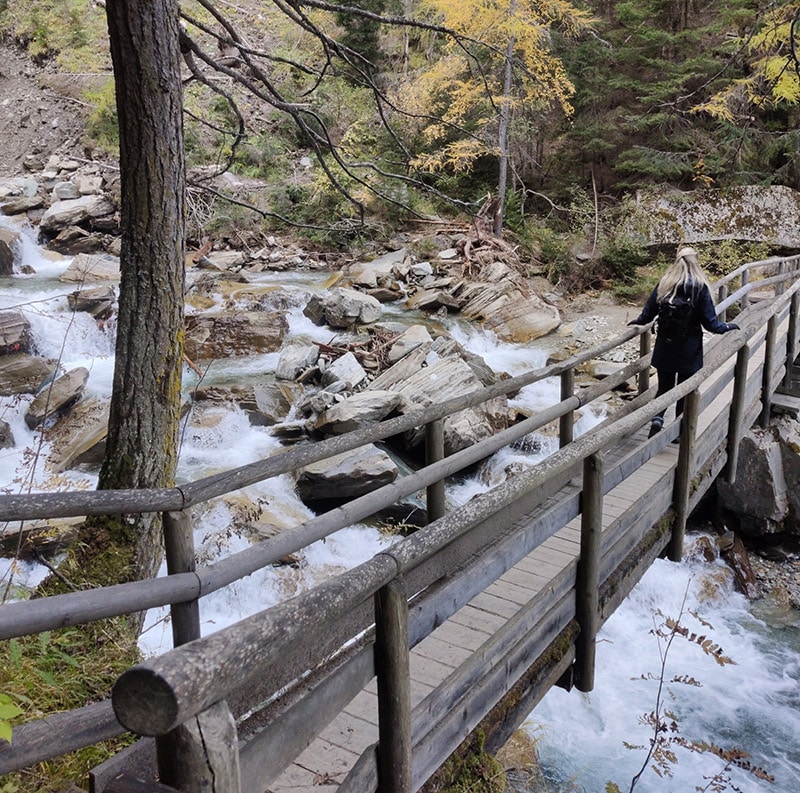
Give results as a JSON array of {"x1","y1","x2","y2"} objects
[
  {"x1": 139, "y1": 513, "x2": 394, "y2": 658},
  {"x1": 533, "y1": 542, "x2": 800, "y2": 792},
  {"x1": 175, "y1": 403, "x2": 285, "y2": 481},
  {"x1": 445, "y1": 321, "x2": 603, "y2": 506}
]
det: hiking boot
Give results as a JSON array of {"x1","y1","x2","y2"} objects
[{"x1": 648, "y1": 418, "x2": 663, "y2": 438}]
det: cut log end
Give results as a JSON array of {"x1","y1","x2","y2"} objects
[{"x1": 112, "y1": 666, "x2": 181, "y2": 737}]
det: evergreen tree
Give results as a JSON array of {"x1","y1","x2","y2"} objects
[
  {"x1": 334, "y1": 0, "x2": 401, "y2": 72},
  {"x1": 552, "y1": 0, "x2": 799, "y2": 194}
]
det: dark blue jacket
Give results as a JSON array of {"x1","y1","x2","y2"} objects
[{"x1": 632, "y1": 281, "x2": 732, "y2": 374}]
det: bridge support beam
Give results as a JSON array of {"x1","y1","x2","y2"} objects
[
  {"x1": 156, "y1": 700, "x2": 241, "y2": 793},
  {"x1": 668, "y1": 390, "x2": 699, "y2": 562},
  {"x1": 725, "y1": 345, "x2": 751, "y2": 484},
  {"x1": 637, "y1": 331, "x2": 651, "y2": 395},
  {"x1": 560, "y1": 368, "x2": 575, "y2": 447},
  {"x1": 761, "y1": 315, "x2": 778, "y2": 427},
  {"x1": 784, "y1": 292, "x2": 800, "y2": 391},
  {"x1": 574, "y1": 452, "x2": 603, "y2": 692}
]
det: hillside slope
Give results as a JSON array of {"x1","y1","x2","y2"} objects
[{"x1": 0, "y1": 41, "x2": 88, "y2": 177}]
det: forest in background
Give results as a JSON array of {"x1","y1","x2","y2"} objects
[{"x1": 1, "y1": 0, "x2": 799, "y2": 277}]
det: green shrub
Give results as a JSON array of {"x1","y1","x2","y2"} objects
[
  {"x1": 602, "y1": 235, "x2": 650, "y2": 282},
  {"x1": 83, "y1": 78, "x2": 119, "y2": 155},
  {"x1": 695, "y1": 240, "x2": 771, "y2": 277}
]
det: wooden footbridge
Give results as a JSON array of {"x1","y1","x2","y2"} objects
[{"x1": 2, "y1": 255, "x2": 800, "y2": 793}]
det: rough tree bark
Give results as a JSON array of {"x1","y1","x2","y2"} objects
[{"x1": 100, "y1": 0, "x2": 186, "y2": 595}]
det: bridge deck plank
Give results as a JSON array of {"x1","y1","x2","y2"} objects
[
  {"x1": 320, "y1": 713, "x2": 377, "y2": 754},
  {"x1": 292, "y1": 738, "x2": 361, "y2": 783},
  {"x1": 449, "y1": 605, "x2": 508, "y2": 635},
  {"x1": 430, "y1": 619, "x2": 493, "y2": 653},
  {"x1": 410, "y1": 654, "x2": 458, "y2": 689},
  {"x1": 467, "y1": 590, "x2": 523, "y2": 619},
  {"x1": 413, "y1": 635, "x2": 472, "y2": 668}
]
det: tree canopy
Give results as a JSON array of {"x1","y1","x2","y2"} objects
[{"x1": 1, "y1": 0, "x2": 798, "y2": 227}]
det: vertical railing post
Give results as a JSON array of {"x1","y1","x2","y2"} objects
[
  {"x1": 425, "y1": 419, "x2": 445, "y2": 523},
  {"x1": 375, "y1": 578, "x2": 412, "y2": 793},
  {"x1": 777, "y1": 260, "x2": 787, "y2": 296},
  {"x1": 784, "y1": 292, "x2": 800, "y2": 390},
  {"x1": 157, "y1": 701, "x2": 241, "y2": 793},
  {"x1": 160, "y1": 512, "x2": 238, "y2": 793},
  {"x1": 668, "y1": 389, "x2": 699, "y2": 562},
  {"x1": 760, "y1": 314, "x2": 778, "y2": 427},
  {"x1": 741, "y1": 268, "x2": 750, "y2": 310},
  {"x1": 574, "y1": 452, "x2": 603, "y2": 693},
  {"x1": 725, "y1": 345, "x2": 750, "y2": 484},
  {"x1": 559, "y1": 368, "x2": 575, "y2": 448},
  {"x1": 638, "y1": 331, "x2": 651, "y2": 395},
  {"x1": 163, "y1": 510, "x2": 201, "y2": 646},
  {"x1": 717, "y1": 283, "x2": 728, "y2": 322}
]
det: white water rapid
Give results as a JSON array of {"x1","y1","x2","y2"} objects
[
  {"x1": 1, "y1": 213, "x2": 799, "y2": 791},
  {"x1": 534, "y1": 547, "x2": 800, "y2": 792}
]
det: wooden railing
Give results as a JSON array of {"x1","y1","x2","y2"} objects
[{"x1": 1, "y1": 254, "x2": 799, "y2": 792}]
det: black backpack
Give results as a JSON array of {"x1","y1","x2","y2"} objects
[{"x1": 657, "y1": 294, "x2": 694, "y2": 342}]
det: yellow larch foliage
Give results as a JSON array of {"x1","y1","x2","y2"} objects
[
  {"x1": 697, "y1": 2, "x2": 800, "y2": 119},
  {"x1": 400, "y1": 0, "x2": 592, "y2": 174}
]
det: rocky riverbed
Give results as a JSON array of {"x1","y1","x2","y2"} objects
[{"x1": 1, "y1": 40, "x2": 798, "y2": 621}]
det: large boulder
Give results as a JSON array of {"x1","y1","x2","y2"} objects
[
  {"x1": 0, "y1": 176, "x2": 39, "y2": 205},
  {"x1": 0, "y1": 310, "x2": 32, "y2": 354},
  {"x1": 0, "y1": 419, "x2": 13, "y2": 449},
  {"x1": 59, "y1": 252, "x2": 121, "y2": 283},
  {"x1": 46, "y1": 398, "x2": 109, "y2": 471},
  {"x1": 314, "y1": 390, "x2": 402, "y2": 436},
  {"x1": 275, "y1": 337, "x2": 320, "y2": 381},
  {"x1": 191, "y1": 382, "x2": 304, "y2": 426},
  {"x1": 320, "y1": 351, "x2": 367, "y2": 390},
  {"x1": 387, "y1": 325, "x2": 433, "y2": 364},
  {"x1": 369, "y1": 344, "x2": 431, "y2": 391},
  {"x1": 454, "y1": 261, "x2": 561, "y2": 342},
  {"x1": 349, "y1": 248, "x2": 409, "y2": 289},
  {"x1": 251, "y1": 382, "x2": 306, "y2": 426},
  {"x1": 185, "y1": 311, "x2": 288, "y2": 359},
  {"x1": 25, "y1": 366, "x2": 90, "y2": 429},
  {"x1": 39, "y1": 194, "x2": 116, "y2": 234},
  {"x1": 389, "y1": 356, "x2": 508, "y2": 454},
  {"x1": 305, "y1": 287, "x2": 383, "y2": 328},
  {"x1": 0, "y1": 194, "x2": 44, "y2": 215},
  {"x1": 478, "y1": 294, "x2": 561, "y2": 343},
  {"x1": 67, "y1": 285, "x2": 116, "y2": 319},
  {"x1": 295, "y1": 444, "x2": 398, "y2": 504},
  {"x1": 626, "y1": 185, "x2": 800, "y2": 248},
  {"x1": 0, "y1": 353, "x2": 57, "y2": 395},
  {"x1": 0, "y1": 228, "x2": 20, "y2": 275},
  {"x1": 717, "y1": 421, "x2": 796, "y2": 536}
]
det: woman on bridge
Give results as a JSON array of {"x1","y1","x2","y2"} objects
[{"x1": 628, "y1": 246, "x2": 739, "y2": 438}]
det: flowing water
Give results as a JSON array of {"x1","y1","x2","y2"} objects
[{"x1": 1, "y1": 213, "x2": 799, "y2": 790}]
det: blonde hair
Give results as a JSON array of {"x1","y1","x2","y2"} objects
[{"x1": 656, "y1": 246, "x2": 710, "y2": 301}]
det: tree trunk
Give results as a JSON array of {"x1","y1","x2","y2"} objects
[
  {"x1": 100, "y1": 0, "x2": 186, "y2": 595},
  {"x1": 494, "y1": 1, "x2": 517, "y2": 237}
]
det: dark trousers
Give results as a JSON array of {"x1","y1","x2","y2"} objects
[{"x1": 654, "y1": 369, "x2": 692, "y2": 421}]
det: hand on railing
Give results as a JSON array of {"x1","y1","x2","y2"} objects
[{"x1": 723, "y1": 323, "x2": 740, "y2": 332}]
